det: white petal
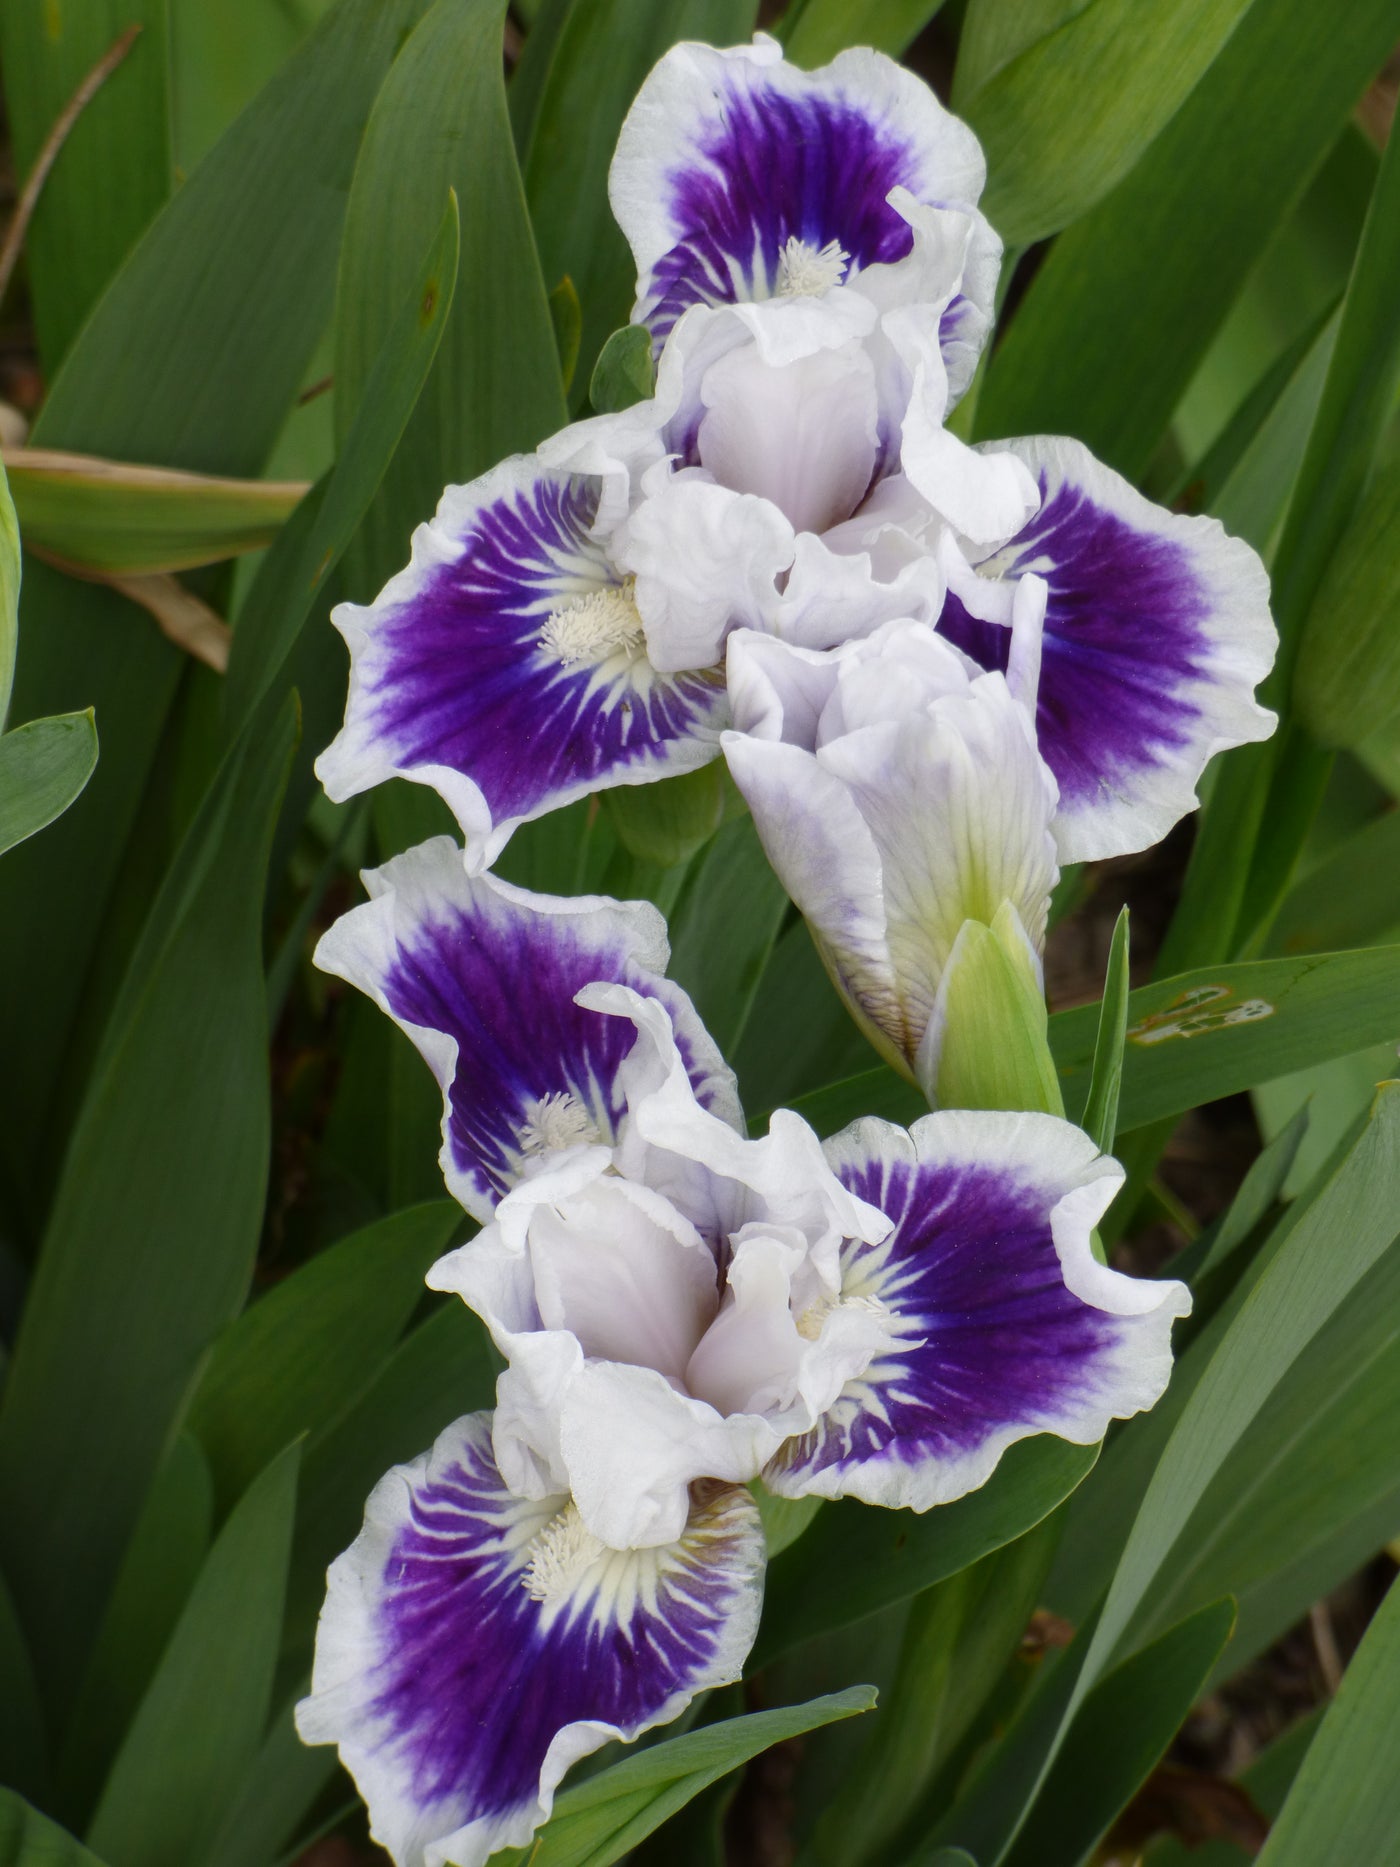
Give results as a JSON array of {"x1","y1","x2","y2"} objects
[
  {"x1": 696, "y1": 337, "x2": 881, "y2": 538},
  {"x1": 617, "y1": 471, "x2": 793, "y2": 671},
  {"x1": 815, "y1": 674, "x2": 1059, "y2": 1056},
  {"x1": 560, "y1": 1361, "x2": 783, "y2": 1548},
  {"x1": 527, "y1": 1178, "x2": 719, "y2": 1382},
  {"x1": 722, "y1": 730, "x2": 907, "y2": 1069}
]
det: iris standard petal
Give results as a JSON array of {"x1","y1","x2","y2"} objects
[
  {"x1": 722, "y1": 729, "x2": 905, "y2": 1071},
  {"x1": 816, "y1": 676, "x2": 1059, "y2": 1057},
  {"x1": 316, "y1": 454, "x2": 727, "y2": 870},
  {"x1": 724, "y1": 629, "x2": 1059, "y2": 1078},
  {"x1": 610, "y1": 34, "x2": 995, "y2": 399},
  {"x1": 296, "y1": 1411, "x2": 765, "y2": 1867},
  {"x1": 765, "y1": 1113, "x2": 1191, "y2": 1509},
  {"x1": 937, "y1": 435, "x2": 1277, "y2": 862},
  {"x1": 313, "y1": 836, "x2": 740, "y2": 1221}
]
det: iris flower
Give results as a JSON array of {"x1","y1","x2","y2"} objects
[
  {"x1": 724, "y1": 611, "x2": 1057, "y2": 1090},
  {"x1": 297, "y1": 839, "x2": 1190, "y2": 1867},
  {"x1": 314, "y1": 36, "x2": 1029, "y2": 872},
  {"x1": 314, "y1": 37, "x2": 1274, "y2": 890}
]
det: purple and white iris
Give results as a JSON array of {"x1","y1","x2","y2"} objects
[
  {"x1": 297, "y1": 841, "x2": 1190, "y2": 1866},
  {"x1": 315, "y1": 35, "x2": 1275, "y2": 888},
  {"x1": 610, "y1": 34, "x2": 999, "y2": 385},
  {"x1": 298, "y1": 35, "x2": 1266, "y2": 1863}
]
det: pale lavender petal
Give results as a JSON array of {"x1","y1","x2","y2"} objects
[
  {"x1": 937, "y1": 436, "x2": 1277, "y2": 862},
  {"x1": 296, "y1": 1412, "x2": 765, "y2": 1867},
  {"x1": 765, "y1": 1112, "x2": 1191, "y2": 1509},
  {"x1": 723, "y1": 629, "x2": 1058, "y2": 1077},
  {"x1": 314, "y1": 836, "x2": 740, "y2": 1222},
  {"x1": 317, "y1": 454, "x2": 726, "y2": 870}
]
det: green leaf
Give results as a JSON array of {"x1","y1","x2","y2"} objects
[
  {"x1": 0, "y1": 453, "x2": 18, "y2": 729},
  {"x1": 589, "y1": 324, "x2": 657, "y2": 414},
  {"x1": 335, "y1": 0, "x2": 567, "y2": 612},
  {"x1": 1253, "y1": 1032, "x2": 1400, "y2": 1198},
  {"x1": 605, "y1": 764, "x2": 727, "y2": 867},
  {"x1": 508, "y1": 0, "x2": 577, "y2": 158},
  {"x1": 523, "y1": 1688, "x2": 877, "y2": 1867},
  {"x1": 1295, "y1": 455, "x2": 1400, "y2": 748},
  {"x1": 1188, "y1": 1101, "x2": 1310, "y2": 1287},
  {"x1": 1208, "y1": 309, "x2": 1339, "y2": 559},
  {"x1": 1128, "y1": 1235, "x2": 1400, "y2": 1659},
  {"x1": 958, "y1": 0, "x2": 1254, "y2": 248},
  {"x1": 1219, "y1": 1477, "x2": 1400, "y2": 1692},
  {"x1": 1081, "y1": 909, "x2": 1130, "y2": 1153},
  {"x1": 1002, "y1": 1600, "x2": 1236, "y2": 1867},
  {"x1": 87, "y1": 1444, "x2": 301, "y2": 1867},
  {"x1": 1267, "y1": 804, "x2": 1400, "y2": 955},
  {"x1": 753, "y1": 1489, "x2": 822, "y2": 1561},
  {"x1": 1033, "y1": 1085, "x2": 1400, "y2": 1846},
  {"x1": 734, "y1": 918, "x2": 872, "y2": 1120},
  {"x1": 0, "y1": 1569, "x2": 45, "y2": 1802},
  {"x1": 222, "y1": 189, "x2": 461, "y2": 735},
  {"x1": 974, "y1": 0, "x2": 1400, "y2": 479},
  {"x1": 751, "y1": 1435, "x2": 1096, "y2": 1670},
  {"x1": 1167, "y1": 87, "x2": 1400, "y2": 968},
  {"x1": 668, "y1": 816, "x2": 790, "y2": 1055},
  {"x1": 60, "y1": 1436, "x2": 214, "y2": 1826},
  {"x1": 202, "y1": 1690, "x2": 338, "y2": 1867},
  {"x1": 33, "y1": 0, "x2": 427, "y2": 477},
  {"x1": 0, "y1": 2, "x2": 170, "y2": 372},
  {"x1": 780, "y1": 0, "x2": 946, "y2": 64},
  {"x1": 283, "y1": 1301, "x2": 498, "y2": 1658},
  {"x1": 188, "y1": 1201, "x2": 462, "y2": 1517},
  {"x1": 522, "y1": 0, "x2": 758, "y2": 402},
  {"x1": 0, "y1": 711, "x2": 98, "y2": 857},
  {"x1": 1047, "y1": 1105, "x2": 1324, "y2": 1627},
  {"x1": 954, "y1": 2, "x2": 1084, "y2": 98},
  {"x1": 0, "y1": 1789, "x2": 106, "y2": 1867},
  {"x1": 0, "y1": 695, "x2": 296, "y2": 1713},
  {"x1": 925, "y1": 1605, "x2": 1102, "y2": 1866},
  {"x1": 549, "y1": 275, "x2": 585, "y2": 396},
  {"x1": 1056, "y1": 947, "x2": 1400, "y2": 1133},
  {"x1": 5, "y1": 451, "x2": 307, "y2": 577},
  {"x1": 812, "y1": 1524, "x2": 1056, "y2": 1867},
  {"x1": 789, "y1": 942, "x2": 1400, "y2": 1142},
  {"x1": 1267, "y1": 93, "x2": 1400, "y2": 704},
  {"x1": 169, "y1": 0, "x2": 333, "y2": 174},
  {"x1": 1175, "y1": 294, "x2": 1340, "y2": 545},
  {"x1": 1257, "y1": 1572, "x2": 1400, "y2": 1863},
  {"x1": 0, "y1": 0, "x2": 432, "y2": 1231}
]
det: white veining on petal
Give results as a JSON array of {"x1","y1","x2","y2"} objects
[
  {"x1": 776, "y1": 236, "x2": 849, "y2": 298},
  {"x1": 518, "y1": 1091, "x2": 602, "y2": 1156},
  {"x1": 522, "y1": 1500, "x2": 608, "y2": 1604},
  {"x1": 540, "y1": 578, "x2": 646, "y2": 666}
]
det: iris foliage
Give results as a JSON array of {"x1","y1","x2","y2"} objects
[{"x1": 2, "y1": 3, "x2": 1400, "y2": 1865}]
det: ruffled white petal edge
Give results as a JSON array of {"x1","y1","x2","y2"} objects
[
  {"x1": 610, "y1": 35, "x2": 987, "y2": 295},
  {"x1": 980, "y1": 435, "x2": 1278, "y2": 863},
  {"x1": 764, "y1": 1113, "x2": 1192, "y2": 1510},
  {"x1": 312, "y1": 835, "x2": 717, "y2": 1222},
  {"x1": 296, "y1": 1411, "x2": 765, "y2": 1867}
]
